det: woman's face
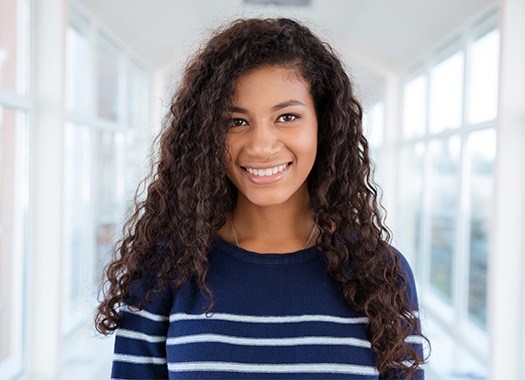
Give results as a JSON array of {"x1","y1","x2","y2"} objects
[{"x1": 224, "y1": 65, "x2": 318, "y2": 208}]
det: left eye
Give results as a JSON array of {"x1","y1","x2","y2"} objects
[{"x1": 277, "y1": 114, "x2": 298, "y2": 122}]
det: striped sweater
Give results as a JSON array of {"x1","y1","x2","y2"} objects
[{"x1": 111, "y1": 235, "x2": 425, "y2": 379}]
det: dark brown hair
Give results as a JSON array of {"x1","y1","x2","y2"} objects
[{"x1": 96, "y1": 17, "x2": 428, "y2": 377}]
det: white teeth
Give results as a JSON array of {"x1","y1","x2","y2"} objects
[{"x1": 246, "y1": 163, "x2": 289, "y2": 177}]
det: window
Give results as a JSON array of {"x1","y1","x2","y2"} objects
[
  {"x1": 428, "y1": 50, "x2": 464, "y2": 134},
  {"x1": 0, "y1": 0, "x2": 29, "y2": 96},
  {"x1": 397, "y1": 143, "x2": 424, "y2": 260},
  {"x1": 124, "y1": 60, "x2": 150, "y2": 199},
  {"x1": 94, "y1": 130, "x2": 126, "y2": 279},
  {"x1": 0, "y1": 0, "x2": 30, "y2": 378},
  {"x1": 62, "y1": 4, "x2": 150, "y2": 336},
  {"x1": 363, "y1": 100, "x2": 385, "y2": 186},
  {"x1": 467, "y1": 28, "x2": 499, "y2": 124},
  {"x1": 465, "y1": 129, "x2": 496, "y2": 328},
  {"x1": 66, "y1": 17, "x2": 90, "y2": 117},
  {"x1": 0, "y1": 108, "x2": 29, "y2": 379},
  {"x1": 397, "y1": 9, "x2": 499, "y2": 377},
  {"x1": 96, "y1": 35, "x2": 121, "y2": 122},
  {"x1": 427, "y1": 136, "x2": 460, "y2": 305},
  {"x1": 62, "y1": 122, "x2": 94, "y2": 332},
  {"x1": 402, "y1": 75, "x2": 426, "y2": 139},
  {"x1": 126, "y1": 60, "x2": 149, "y2": 131}
]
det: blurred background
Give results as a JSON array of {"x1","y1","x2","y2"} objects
[{"x1": 1, "y1": 0, "x2": 524, "y2": 379}]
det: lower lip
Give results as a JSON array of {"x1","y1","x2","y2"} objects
[{"x1": 241, "y1": 163, "x2": 292, "y2": 185}]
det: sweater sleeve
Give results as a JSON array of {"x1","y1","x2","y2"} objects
[
  {"x1": 111, "y1": 273, "x2": 172, "y2": 380},
  {"x1": 379, "y1": 246, "x2": 426, "y2": 380}
]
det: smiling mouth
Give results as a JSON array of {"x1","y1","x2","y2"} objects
[{"x1": 241, "y1": 162, "x2": 292, "y2": 177}]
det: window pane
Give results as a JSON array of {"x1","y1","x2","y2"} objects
[
  {"x1": 95, "y1": 132, "x2": 126, "y2": 279},
  {"x1": 66, "y1": 23, "x2": 89, "y2": 116},
  {"x1": 403, "y1": 75, "x2": 427, "y2": 139},
  {"x1": 96, "y1": 37, "x2": 120, "y2": 122},
  {"x1": 63, "y1": 122, "x2": 93, "y2": 321},
  {"x1": 468, "y1": 29, "x2": 500, "y2": 124},
  {"x1": 467, "y1": 129, "x2": 496, "y2": 329},
  {"x1": 428, "y1": 136, "x2": 460, "y2": 303},
  {"x1": 398, "y1": 143, "x2": 425, "y2": 261},
  {"x1": 124, "y1": 135, "x2": 148, "y2": 203},
  {"x1": 0, "y1": 107, "x2": 28, "y2": 377},
  {"x1": 0, "y1": 0, "x2": 29, "y2": 95},
  {"x1": 363, "y1": 101, "x2": 384, "y2": 185},
  {"x1": 429, "y1": 51, "x2": 465, "y2": 134},
  {"x1": 124, "y1": 62, "x2": 150, "y2": 193},
  {"x1": 363, "y1": 101, "x2": 384, "y2": 148},
  {"x1": 127, "y1": 61, "x2": 149, "y2": 130}
]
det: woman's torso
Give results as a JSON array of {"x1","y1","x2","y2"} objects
[{"x1": 163, "y1": 236, "x2": 380, "y2": 379}]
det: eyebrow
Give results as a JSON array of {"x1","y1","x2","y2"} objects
[{"x1": 227, "y1": 99, "x2": 306, "y2": 114}]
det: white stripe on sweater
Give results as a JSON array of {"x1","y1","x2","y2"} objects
[
  {"x1": 167, "y1": 333, "x2": 371, "y2": 348},
  {"x1": 405, "y1": 335, "x2": 425, "y2": 345},
  {"x1": 116, "y1": 328, "x2": 167, "y2": 343},
  {"x1": 169, "y1": 312, "x2": 369, "y2": 324},
  {"x1": 121, "y1": 304, "x2": 169, "y2": 322},
  {"x1": 167, "y1": 361, "x2": 380, "y2": 375},
  {"x1": 113, "y1": 353, "x2": 167, "y2": 365}
]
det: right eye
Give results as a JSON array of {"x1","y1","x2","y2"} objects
[{"x1": 230, "y1": 118, "x2": 247, "y2": 127}]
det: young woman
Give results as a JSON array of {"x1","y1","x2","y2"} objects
[{"x1": 96, "y1": 17, "x2": 428, "y2": 379}]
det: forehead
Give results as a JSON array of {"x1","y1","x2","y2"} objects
[{"x1": 229, "y1": 65, "x2": 312, "y2": 108}]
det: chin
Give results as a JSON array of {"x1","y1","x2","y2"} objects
[{"x1": 243, "y1": 192, "x2": 293, "y2": 208}]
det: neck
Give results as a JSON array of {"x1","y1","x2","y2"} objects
[{"x1": 226, "y1": 186, "x2": 318, "y2": 253}]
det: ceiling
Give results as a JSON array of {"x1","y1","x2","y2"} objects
[{"x1": 77, "y1": 0, "x2": 497, "y2": 103}]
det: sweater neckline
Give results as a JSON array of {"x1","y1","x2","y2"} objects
[{"x1": 213, "y1": 234, "x2": 322, "y2": 265}]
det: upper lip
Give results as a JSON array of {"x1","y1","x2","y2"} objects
[{"x1": 241, "y1": 162, "x2": 292, "y2": 170}]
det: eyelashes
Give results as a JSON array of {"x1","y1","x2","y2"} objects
[{"x1": 229, "y1": 113, "x2": 300, "y2": 128}]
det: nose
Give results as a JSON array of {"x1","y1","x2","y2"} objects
[{"x1": 244, "y1": 120, "x2": 280, "y2": 157}]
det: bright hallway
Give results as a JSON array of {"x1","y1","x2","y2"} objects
[{"x1": 1, "y1": 0, "x2": 524, "y2": 379}]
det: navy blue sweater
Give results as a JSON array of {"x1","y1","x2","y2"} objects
[{"x1": 111, "y1": 235, "x2": 425, "y2": 379}]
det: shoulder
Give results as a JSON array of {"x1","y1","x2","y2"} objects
[
  {"x1": 338, "y1": 229, "x2": 416, "y2": 280},
  {"x1": 124, "y1": 269, "x2": 173, "y2": 315},
  {"x1": 389, "y1": 244, "x2": 420, "y2": 311},
  {"x1": 389, "y1": 245, "x2": 416, "y2": 281},
  {"x1": 335, "y1": 229, "x2": 421, "y2": 309},
  {"x1": 124, "y1": 238, "x2": 176, "y2": 305}
]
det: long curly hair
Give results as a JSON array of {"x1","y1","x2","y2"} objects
[{"x1": 96, "y1": 17, "x2": 428, "y2": 377}]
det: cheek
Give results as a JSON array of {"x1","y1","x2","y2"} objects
[{"x1": 295, "y1": 130, "x2": 318, "y2": 159}]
